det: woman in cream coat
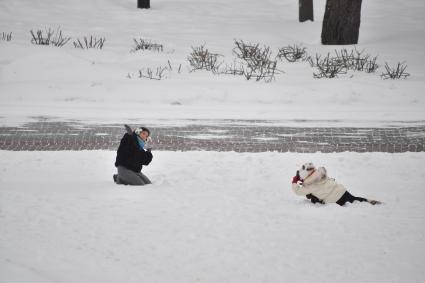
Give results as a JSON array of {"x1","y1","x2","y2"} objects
[{"x1": 292, "y1": 163, "x2": 380, "y2": 206}]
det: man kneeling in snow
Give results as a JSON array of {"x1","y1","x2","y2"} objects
[
  {"x1": 292, "y1": 162, "x2": 380, "y2": 206},
  {"x1": 113, "y1": 126, "x2": 153, "y2": 185}
]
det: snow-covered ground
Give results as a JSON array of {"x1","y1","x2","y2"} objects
[
  {"x1": 1, "y1": 0, "x2": 425, "y2": 282},
  {"x1": 1, "y1": 0, "x2": 425, "y2": 126},
  {"x1": 1, "y1": 151, "x2": 425, "y2": 283}
]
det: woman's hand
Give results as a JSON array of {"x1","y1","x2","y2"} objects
[
  {"x1": 145, "y1": 137, "x2": 154, "y2": 151},
  {"x1": 292, "y1": 171, "x2": 303, "y2": 186}
]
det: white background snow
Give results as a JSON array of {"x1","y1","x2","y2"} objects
[
  {"x1": 1, "y1": 0, "x2": 425, "y2": 282},
  {"x1": 1, "y1": 151, "x2": 425, "y2": 282},
  {"x1": 0, "y1": 0, "x2": 424, "y2": 125}
]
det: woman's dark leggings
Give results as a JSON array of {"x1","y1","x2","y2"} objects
[{"x1": 336, "y1": 191, "x2": 368, "y2": 206}]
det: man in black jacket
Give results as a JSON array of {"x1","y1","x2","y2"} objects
[{"x1": 114, "y1": 127, "x2": 153, "y2": 185}]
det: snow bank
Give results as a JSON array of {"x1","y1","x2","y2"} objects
[
  {"x1": 0, "y1": 0, "x2": 424, "y2": 125},
  {"x1": 1, "y1": 150, "x2": 424, "y2": 282}
]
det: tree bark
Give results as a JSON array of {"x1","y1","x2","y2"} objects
[
  {"x1": 299, "y1": 0, "x2": 314, "y2": 22},
  {"x1": 321, "y1": 0, "x2": 362, "y2": 45},
  {"x1": 137, "y1": 0, "x2": 150, "y2": 9}
]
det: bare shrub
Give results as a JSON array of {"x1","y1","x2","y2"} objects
[
  {"x1": 232, "y1": 39, "x2": 281, "y2": 82},
  {"x1": 187, "y1": 44, "x2": 222, "y2": 73},
  {"x1": 350, "y1": 49, "x2": 371, "y2": 71},
  {"x1": 276, "y1": 45, "x2": 307, "y2": 62},
  {"x1": 364, "y1": 57, "x2": 379, "y2": 73},
  {"x1": 381, "y1": 62, "x2": 410, "y2": 79},
  {"x1": 138, "y1": 66, "x2": 168, "y2": 80},
  {"x1": 166, "y1": 60, "x2": 182, "y2": 74},
  {"x1": 73, "y1": 36, "x2": 105, "y2": 49},
  {"x1": 1, "y1": 32, "x2": 12, "y2": 42},
  {"x1": 332, "y1": 48, "x2": 354, "y2": 69},
  {"x1": 130, "y1": 60, "x2": 181, "y2": 80},
  {"x1": 220, "y1": 60, "x2": 245, "y2": 76},
  {"x1": 308, "y1": 48, "x2": 381, "y2": 78},
  {"x1": 310, "y1": 53, "x2": 347, "y2": 78},
  {"x1": 30, "y1": 27, "x2": 71, "y2": 47},
  {"x1": 131, "y1": 38, "x2": 163, "y2": 52},
  {"x1": 233, "y1": 40, "x2": 263, "y2": 61},
  {"x1": 333, "y1": 48, "x2": 379, "y2": 73}
]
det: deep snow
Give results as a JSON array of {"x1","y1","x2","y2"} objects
[{"x1": 1, "y1": 151, "x2": 425, "y2": 282}]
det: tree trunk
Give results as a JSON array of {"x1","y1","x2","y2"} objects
[
  {"x1": 321, "y1": 0, "x2": 362, "y2": 45},
  {"x1": 299, "y1": 0, "x2": 314, "y2": 22},
  {"x1": 137, "y1": 0, "x2": 150, "y2": 9}
]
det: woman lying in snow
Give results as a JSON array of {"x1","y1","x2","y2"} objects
[
  {"x1": 292, "y1": 162, "x2": 381, "y2": 206},
  {"x1": 113, "y1": 125, "x2": 153, "y2": 185}
]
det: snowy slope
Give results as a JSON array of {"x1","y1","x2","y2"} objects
[
  {"x1": 1, "y1": 150, "x2": 425, "y2": 283},
  {"x1": 0, "y1": 0, "x2": 424, "y2": 125}
]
